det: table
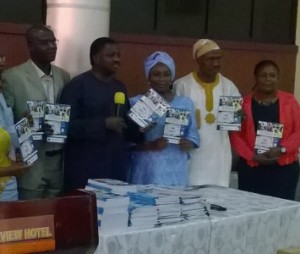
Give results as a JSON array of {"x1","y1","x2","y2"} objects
[{"x1": 95, "y1": 187, "x2": 300, "y2": 254}]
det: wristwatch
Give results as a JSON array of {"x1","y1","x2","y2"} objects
[{"x1": 280, "y1": 146, "x2": 287, "y2": 154}]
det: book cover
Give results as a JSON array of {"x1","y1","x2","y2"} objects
[
  {"x1": 216, "y1": 96, "x2": 242, "y2": 131},
  {"x1": 163, "y1": 108, "x2": 190, "y2": 144},
  {"x1": 98, "y1": 212, "x2": 129, "y2": 233},
  {"x1": 254, "y1": 121, "x2": 284, "y2": 154},
  {"x1": 128, "y1": 88, "x2": 170, "y2": 128},
  {"x1": 87, "y1": 178, "x2": 137, "y2": 195},
  {"x1": 27, "y1": 100, "x2": 45, "y2": 141},
  {"x1": 14, "y1": 118, "x2": 38, "y2": 165},
  {"x1": 44, "y1": 103, "x2": 71, "y2": 143},
  {"x1": 96, "y1": 194, "x2": 130, "y2": 209}
]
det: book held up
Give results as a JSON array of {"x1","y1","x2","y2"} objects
[
  {"x1": 14, "y1": 118, "x2": 38, "y2": 165},
  {"x1": 217, "y1": 96, "x2": 242, "y2": 131},
  {"x1": 44, "y1": 103, "x2": 71, "y2": 143},
  {"x1": 27, "y1": 101, "x2": 71, "y2": 144},
  {"x1": 254, "y1": 121, "x2": 284, "y2": 154},
  {"x1": 128, "y1": 89, "x2": 170, "y2": 128},
  {"x1": 163, "y1": 108, "x2": 190, "y2": 144},
  {"x1": 27, "y1": 100, "x2": 45, "y2": 141}
]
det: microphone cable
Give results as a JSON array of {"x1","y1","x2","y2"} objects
[{"x1": 203, "y1": 203, "x2": 212, "y2": 254}]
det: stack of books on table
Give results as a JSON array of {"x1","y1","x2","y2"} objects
[
  {"x1": 139, "y1": 187, "x2": 182, "y2": 226},
  {"x1": 85, "y1": 179, "x2": 133, "y2": 233},
  {"x1": 86, "y1": 178, "x2": 137, "y2": 195},
  {"x1": 128, "y1": 192, "x2": 159, "y2": 229},
  {"x1": 128, "y1": 202, "x2": 158, "y2": 230},
  {"x1": 85, "y1": 180, "x2": 210, "y2": 232},
  {"x1": 179, "y1": 188, "x2": 208, "y2": 221},
  {"x1": 157, "y1": 202, "x2": 182, "y2": 226},
  {"x1": 146, "y1": 186, "x2": 209, "y2": 221}
]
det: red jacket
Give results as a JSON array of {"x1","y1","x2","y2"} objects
[{"x1": 230, "y1": 90, "x2": 300, "y2": 167}]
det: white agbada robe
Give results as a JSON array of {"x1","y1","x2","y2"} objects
[{"x1": 174, "y1": 73, "x2": 240, "y2": 187}]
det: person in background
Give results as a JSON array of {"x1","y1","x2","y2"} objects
[
  {"x1": 230, "y1": 60, "x2": 300, "y2": 200},
  {"x1": 2, "y1": 25, "x2": 70, "y2": 199},
  {"x1": 0, "y1": 54, "x2": 29, "y2": 201},
  {"x1": 60, "y1": 37, "x2": 143, "y2": 192},
  {"x1": 0, "y1": 128, "x2": 29, "y2": 201},
  {"x1": 174, "y1": 39, "x2": 240, "y2": 187},
  {"x1": 129, "y1": 51, "x2": 200, "y2": 186}
]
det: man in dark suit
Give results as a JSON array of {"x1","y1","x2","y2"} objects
[{"x1": 2, "y1": 25, "x2": 70, "y2": 199}]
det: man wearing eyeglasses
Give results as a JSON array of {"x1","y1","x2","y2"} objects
[{"x1": 2, "y1": 25, "x2": 70, "y2": 200}]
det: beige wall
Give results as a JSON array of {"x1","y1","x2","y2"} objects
[
  {"x1": 112, "y1": 34, "x2": 297, "y2": 97},
  {"x1": 295, "y1": 3, "x2": 300, "y2": 102},
  {"x1": 46, "y1": 0, "x2": 111, "y2": 77}
]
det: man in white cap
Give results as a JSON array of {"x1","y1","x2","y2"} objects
[{"x1": 174, "y1": 39, "x2": 240, "y2": 187}]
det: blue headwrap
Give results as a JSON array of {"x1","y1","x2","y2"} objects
[{"x1": 144, "y1": 51, "x2": 176, "y2": 81}]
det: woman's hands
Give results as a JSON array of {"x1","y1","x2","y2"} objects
[
  {"x1": 139, "y1": 122, "x2": 157, "y2": 133},
  {"x1": 179, "y1": 138, "x2": 194, "y2": 152},
  {"x1": 252, "y1": 147, "x2": 282, "y2": 165},
  {"x1": 22, "y1": 111, "x2": 34, "y2": 127},
  {"x1": 149, "y1": 137, "x2": 168, "y2": 151},
  {"x1": 0, "y1": 162, "x2": 31, "y2": 177},
  {"x1": 148, "y1": 138, "x2": 194, "y2": 152}
]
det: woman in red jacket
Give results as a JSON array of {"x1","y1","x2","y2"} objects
[{"x1": 230, "y1": 60, "x2": 300, "y2": 200}]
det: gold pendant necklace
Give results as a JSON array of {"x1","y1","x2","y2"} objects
[
  {"x1": 205, "y1": 113, "x2": 216, "y2": 124},
  {"x1": 193, "y1": 72, "x2": 219, "y2": 125}
]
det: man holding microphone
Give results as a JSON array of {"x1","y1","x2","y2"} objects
[{"x1": 60, "y1": 37, "x2": 143, "y2": 192}]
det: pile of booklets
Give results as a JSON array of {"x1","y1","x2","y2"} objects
[
  {"x1": 179, "y1": 187, "x2": 209, "y2": 220},
  {"x1": 86, "y1": 178, "x2": 137, "y2": 195},
  {"x1": 85, "y1": 179, "x2": 211, "y2": 232},
  {"x1": 85, "y1": 179, "x2": 135, "y2": 233},
  {"x1": 140, "y1": 187, "x2": 182, "y2": 226},
  {"x1": 128, "y1": 193, "x2": 159, "y2": 229}
]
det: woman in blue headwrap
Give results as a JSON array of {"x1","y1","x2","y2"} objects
[{"x1": 128, "y1": 51, "x2": 200, "y2": 186}]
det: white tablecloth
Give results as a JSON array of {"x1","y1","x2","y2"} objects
[{"x1": 95, "y1": 187, "x2": 300, "y2": 254}]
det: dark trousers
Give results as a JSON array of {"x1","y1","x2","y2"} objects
[{"x1": 237, "y1": 159, "x2": 300, "y2": 200}]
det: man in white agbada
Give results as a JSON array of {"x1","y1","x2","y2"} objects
[{"x1": 174, "y1": 39, "x2": 240, "y2": 187}]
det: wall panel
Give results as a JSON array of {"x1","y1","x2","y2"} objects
[
  {"x1": 0, "y1": 0, "x2": 45, "y2": 24},
  {"x1": 252, "y1": 0, "x2": 295, "y2": 44},
  {"x1": 1, "y1": 25, "x2": 297, "y2": 99},
  {"x1": 110, "y1": 0, "x2": 298, "y2": 45},
  {"x1": 110, "y1": 0, "x2": 155, "y2": 34},
  {"x1": 111, "y1": 33, "x2": 298, "y2": 97},
  {"x1": 207, "y1": 0, "x2": 252, "y2": 41},
  {"x1": 0, "y1": 23, "x2": 29, "y2": 68},
  {"x1": 156, "y1": 0, "x2": 206, "y2": 37}
]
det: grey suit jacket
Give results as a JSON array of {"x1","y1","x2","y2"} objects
[
  {"x1": 1, "y1": 60, "x2": 70, "y2": 191},
  {"x1": 2, "y1": 60, "x2": 70, "y2": 121}
]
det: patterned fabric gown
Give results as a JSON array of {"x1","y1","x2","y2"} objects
[{"x1": 129, "y1": 95, "x2": 200, "y2": 186}]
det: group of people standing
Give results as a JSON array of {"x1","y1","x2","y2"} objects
[{"x1": 0, "y1": 25, "x2": 299, "y2": 202}]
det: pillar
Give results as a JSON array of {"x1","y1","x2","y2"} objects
[{"x1": 46, "y1": 0, "x2": 110, "y2": 77}]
